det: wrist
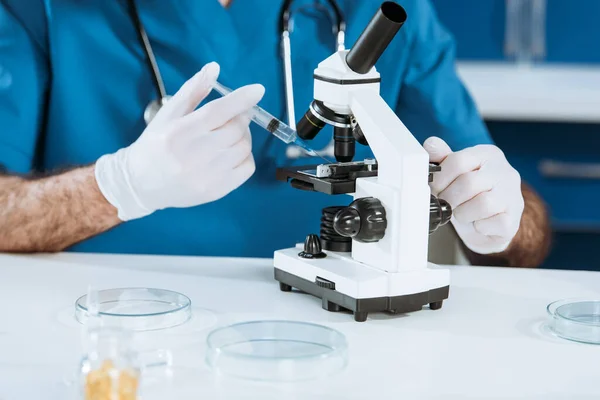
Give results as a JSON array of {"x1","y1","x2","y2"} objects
[
  {"x1": 87, "y1": 165, "x2": 120, "y2": 221},
  {"x1": 463, "y1": 239, "x2": 511, "y2": 256},
  {"x1": 453, "y1": 219, "x2": 513, "y2": 255},
  {"x1": 94, "y1": 148, "x2": 154, "y2": 221}
]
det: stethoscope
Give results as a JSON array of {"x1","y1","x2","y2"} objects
[
  {"x1": 126, "y1": 0, "x2": 172, "y2": 125},
  {"x1": 128, "y1": 0, "x2": 346, "y2": 158},
  {"x1": 279, "y1": 0, "x2": 346, "y2": 159}
]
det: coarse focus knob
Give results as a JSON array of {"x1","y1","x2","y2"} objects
[
  {"x1": 298, "y1": 234, "x2": 327, "y2": 259},
  {"x1": 333, "y1": 198, "x2": 387, "y2": 242}
]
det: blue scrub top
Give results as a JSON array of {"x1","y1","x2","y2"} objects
[{"x1": 0, "y1": 0, "x2": 493, "y2": 257}]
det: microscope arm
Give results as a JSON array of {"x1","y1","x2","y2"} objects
[
  {"x1": 349, "y1": 88, "x2": 429, "y2": 188},
  {"x1": 348, "y1": 88, "x2": 432, "y2": 273}
]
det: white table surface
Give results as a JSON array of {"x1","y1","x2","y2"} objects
[
  {"x1": 1, "y1": 252, "x2": 599, "y2": 399},
  {"x1": 456, "y1": 62, "x2": 600, "y2": 123}
]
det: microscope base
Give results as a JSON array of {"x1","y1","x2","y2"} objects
[{"x1": 273, "y1": 247, "x2": 450, "y2": 322}]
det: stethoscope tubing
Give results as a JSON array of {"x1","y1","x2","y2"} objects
[
  {"x1": 128, "y1": 0, "x2": 346, "y2": 159},
  {"x1": 280, "y1": 0, "x2": 346, "y2": 158},
  {"x1": 126, "y1": 0, "x2": 167, "y2": 102}
]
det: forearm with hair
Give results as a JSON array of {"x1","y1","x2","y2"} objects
[
  {"x1": 461, "y1": 183, "x2": 551, "y2": 268},
  {"x1": 0, "y1": 165, "x2": 121, "y2": 252}
]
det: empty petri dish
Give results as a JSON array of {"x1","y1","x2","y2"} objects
[
  {"x1": 546, "y1": 298, "x2": 600, "y2": 344},
  {"x1": 75, "y1": 288, "x2": 192, "y2": 331},
  {"x1": 206, "y1": 320, "x2": 348, "y2": 381}
]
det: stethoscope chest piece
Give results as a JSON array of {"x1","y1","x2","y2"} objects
[{"x1": 144, "y1": 96, "x2": 172, "y2": 125}]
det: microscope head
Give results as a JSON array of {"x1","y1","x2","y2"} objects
[{"x1": 296, "y1": 2, "x2": 407, "y2": 162}]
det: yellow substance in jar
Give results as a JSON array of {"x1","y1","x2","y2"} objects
[{"x1": 85, "y1": 360, "x2": 139, "y2": 400}]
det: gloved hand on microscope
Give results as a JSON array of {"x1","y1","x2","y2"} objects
[{"x1": 423, "y1": 137, "x2": 548, "y2": 266}]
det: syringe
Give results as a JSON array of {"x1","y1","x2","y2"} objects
[{"x1": 212, "y1": 81, "x2": 329, "y2": 161}]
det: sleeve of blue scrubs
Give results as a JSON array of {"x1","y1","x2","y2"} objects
[
  {"x1": 0, "y1": 1, "x2": 48, "y2": 174},
  {"x1": 396, "y1": 0, "x2": 494, "y2": 151}
]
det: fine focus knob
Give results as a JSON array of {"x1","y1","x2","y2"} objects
[
  {"x1": 333, "y1": 208, "x2": 361, "y2": 237},
  {"x1": 429, "y1": 195, "x2": 452, "y2": 233},
  {"x1": 333, "y1": 198, "x2": 387, "y2": 243},
  {"x1": 298, "y1": 234, "x2": 327, "y2": 259}
]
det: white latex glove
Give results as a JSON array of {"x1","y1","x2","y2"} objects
[
  {"x1": 423, "y1": 137, "x2": 524, "y2": 254},
  {"x1": 95, "y1": 62, "x2": 265, "y2": 221}
]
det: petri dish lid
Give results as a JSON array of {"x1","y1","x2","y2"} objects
[
  {"x1": 547, "y1": 298, "x2": 600, "y2": 344},
  {"x1": 75, "y1": 288, "x2": 191, "y2": 331},
  {"x1": 206, "y1": 320, "x2": 348, "y2": 382}
]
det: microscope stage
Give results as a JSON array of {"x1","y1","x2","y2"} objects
[
  {"x1": 273, "y1": 246, "x2": 449, "y2": 322},
  {"x1": 276, "y1": 161, "x2": 378, "y2": 195}
]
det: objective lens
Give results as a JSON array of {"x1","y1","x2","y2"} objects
[
  {"x1": 352, "y1": 123, "x2": 368, "y2": 146},
  {"x1": 334, "y1": 126, "x2": 355, "y2": 162},
  {"x1": 296, "y1": 109, "x2": 325, "y2": 140}
]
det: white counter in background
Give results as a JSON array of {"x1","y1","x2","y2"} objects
[{"x1": 456, "y1": 61, "x2": 600, "y2": 123}]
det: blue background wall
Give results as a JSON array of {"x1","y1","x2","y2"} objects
[
  {"x1": 431, "y1": 0, "x2": 600, "y2": 271},
  {"x1": 432, "y1": 0, "x2": 600, "y2": 63}
]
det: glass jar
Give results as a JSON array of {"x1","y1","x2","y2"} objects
[{"x1": 79, "y1": 327, "x2": 140, "y2": 400}]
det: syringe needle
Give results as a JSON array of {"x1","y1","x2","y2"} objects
[{"x1": 292, "y1": 138, "x2": 331, "y2": 163}]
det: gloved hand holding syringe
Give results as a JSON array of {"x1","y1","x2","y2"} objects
[{"x1": 212, "y1": 81, "x2": 330, "y2": 162}]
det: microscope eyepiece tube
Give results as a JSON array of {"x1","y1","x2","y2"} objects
[{"x1": 346, "y1": 2, "x2": 407, "y2": 74}]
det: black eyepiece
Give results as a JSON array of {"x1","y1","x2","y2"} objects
[
  {"x1": 381, "y1": 1, "x2": 408, "y2": 22},
  {"x1": 346, "y1": 1, "x2": 407, "y2": 74}
]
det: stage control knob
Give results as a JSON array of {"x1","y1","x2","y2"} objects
[
  {"x1": 298, "y1": 234, "x2": 327, "y2": 259},
  {"x1": 333, "y1": 198, "x2": 387, "y2": 243}
]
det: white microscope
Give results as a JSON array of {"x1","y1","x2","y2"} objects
[{"x1": 274, "y1": 1, "x2": 452, "y2": 322}]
